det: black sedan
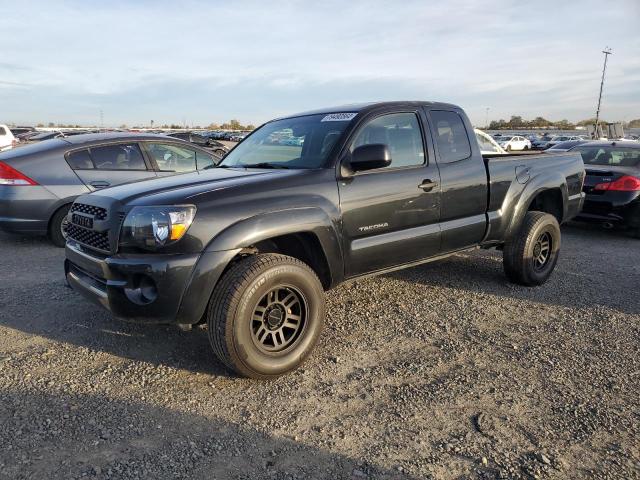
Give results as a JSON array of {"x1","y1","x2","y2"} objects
[{"x1": 572, "y1": 142, "x2": 640, "y2": 236}]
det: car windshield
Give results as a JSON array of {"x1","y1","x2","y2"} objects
[
  {"x1": 219, "y1": 113, "x2": 353, "y2": 169},
  {"x1": 500, "y1": 137, "x2": 513, "y2": 141},
  {"x1": 573, "y1": 146, "x2": 640, "y2": 167}
]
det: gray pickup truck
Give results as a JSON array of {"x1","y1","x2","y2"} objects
[{"x1": 64, "y1": 101, "x2": 585, "y2": 378}]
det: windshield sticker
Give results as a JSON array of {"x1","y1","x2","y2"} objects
[{"x1": 321, "y1": 113, "x2": 357, "y2": 122}]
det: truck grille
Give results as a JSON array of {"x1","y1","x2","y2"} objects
[
  {"x1": 66, "y1": 224, "x2": 110, "y2": 252},
  {"x1": 70, "y1": 203, "x2": 108, "y2": 220}
]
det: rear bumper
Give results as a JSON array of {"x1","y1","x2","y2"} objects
[
  {"x1": 576, "y1": 194, "x2": 640, "y2": 227},
  {"x1": 65, "y1": 240, "x2": 239, "y2": 325},
  {"x1": 0, "y1": 186, "x2": 59, "y2": 234}
]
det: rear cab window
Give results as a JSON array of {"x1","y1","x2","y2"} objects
[{"x1": 429, "y1": 110, "x2": 472, "y2": 163}]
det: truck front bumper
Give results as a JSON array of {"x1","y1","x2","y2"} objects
[{"x1": 65, "y1": 240, "x2": 239, "y2": 325}]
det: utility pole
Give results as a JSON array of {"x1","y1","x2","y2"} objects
[
  {"x1": 594, "y1": 47, "x2": 612, "y2": 138},
  {"x1": 100, "y1": 109, "x2": 104, "y2": 131},
  {"x1": 485, "y1": 107, "x2": 490, "y2": 129}
]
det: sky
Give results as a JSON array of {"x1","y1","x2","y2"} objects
[{"x1": 1, "y1": 0, "x2": 638, "y2": 127}]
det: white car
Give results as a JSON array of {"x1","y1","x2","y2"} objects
[
  {"x1": 0, "y1": 124, "x2": 17, "y2": 151},
  {"x1": 497, "y1": 135, "x2": 531, "y2": 151},
  {"x1": 475, "y1": 129, "x2": 506, "y2": 154}
]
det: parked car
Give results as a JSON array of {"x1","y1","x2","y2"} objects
[
  {"x1": 17, "y1": 131, "x2": 43, "y2": 142},
  {"x1": 0, "y1": 125, "x2": 18, "y2": 151},
  {"x1": 532, "y1": 135, "x2": 554, "y2": 150},
  {"x1": 497, "y1": 135, "x2": 532, "y2": 151},
  {"x1": 26, "y1": 131, "x2": 90, "y2": 142},
  {"x1": 475, "y1": 129, "x2": 506, "y2": 154},
  {"x1": 8, "y1": 127, "x2": 35, "y2": 137},
  {"x1": 0, "y1": 133, "x2": 220, "y2": 246},
  {"x1": 540, "y1": 135, "x2": 585, "y2": 150},
  {"x1": 571, "y1": 141, "x2": 640, "y2": 236},
  {"x1": 166, "y1": 132, "x2": 229, "y2": 157},
  {"x1": 545, "y1": 140, "x2": 590, "y2": 152},
  {"x1": 64, "y1": 101, "x2": 585, "y2": 378},
  {"x1": 230, "y1": 133, "x2": 248, "y2": 142}
]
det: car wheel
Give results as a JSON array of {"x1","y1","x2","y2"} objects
[
  {"x1": 503, "y1": 211, "x2": 561, "y2": 286},
  {"x1": 506, "y1": 145, "x2": 512, "y2": 152},
  {"x1": 207, "y1": 253, "x2": 325, "y2": 379},
  {"x1": 49, "y1": 204, "x2": 71, "y2": 248},
  {"x1": 524, "y1": 145, "x2": 530, "y2": 150}
]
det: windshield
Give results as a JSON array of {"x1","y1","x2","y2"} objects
[
  {"x1": 220, "y1": 113, "x2": 353, "y2": 169},
  {"x1": 500, "y1": 137, "x2": 513, "y2": 142},
  {"x1": 573, "y1": 146, "x2": 640, "y2": 167}
]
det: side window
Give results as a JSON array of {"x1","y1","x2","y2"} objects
[
  {"x1": 350, "y1": 112, "x2": 425, "y2": 168},
  {"x1": 90, "y1": 144, "x2": 146, "y2": 170},
  {"x1": 196, "y1": 151, "x2": 215, "y2": 170},
  {"x1": 146, "y1": 143, "x2": 197, "y2": 172},
  {"x1": 430, "y1": 110, "x2": 472, "y2": 163},
  {"x1": 66, "y1": 149, "x2": 94, "y2": 169}
]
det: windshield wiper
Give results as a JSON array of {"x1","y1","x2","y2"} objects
[{"x1": 238, "y1": 162, "x2": 291, "y2": 169}]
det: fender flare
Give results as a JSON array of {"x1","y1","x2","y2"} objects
[
  {"x1": 204, "y1": 207, "x2": 344, "y2": 287},
  {"x1": 504, "y1": 171, "x2": 568, "y2": 241}
]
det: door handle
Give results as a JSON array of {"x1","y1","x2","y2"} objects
[
  {"x1": 90, "y1": 181, "x2": 110, "y2": 188},
  {"x1": 419, "y1": 179, "x2": 438, "y2": 192}
]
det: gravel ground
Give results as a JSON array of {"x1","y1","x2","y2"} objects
[{"x1": 0, "y1": 223, "x2": 638, "y2": 479}]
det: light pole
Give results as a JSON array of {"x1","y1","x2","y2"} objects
[
  {"x1": 485, "y1": 107, "x2": 490, "y2": 129},
  {"x1": 594, "y1": 47, "x2": 612, "y2": 138}
]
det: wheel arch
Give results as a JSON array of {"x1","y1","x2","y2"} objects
[
  {"x1": 204, "y1": 208, "x2": 344, "y2": 290},
  {"x1": 504, "y1": 173, "x2": 568, "y2": 241}
]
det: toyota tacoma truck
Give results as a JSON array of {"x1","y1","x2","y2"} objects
[{"x1": 64, "y1": 101, "x2": 585, "y2": 378}]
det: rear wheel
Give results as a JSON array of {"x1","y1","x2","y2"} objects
[
  {"x1": 503, "y1": 211, "x2": 561, "y2": 286},
  {"x1": 506, "y1": 145, "x2": 512, "y2": 152},
  {"x1": 49, "y1": 205, "x2": 71, "y2": 247},
  {"x1": 207, "y1": 253, "x2": 325, "y2": 379}
]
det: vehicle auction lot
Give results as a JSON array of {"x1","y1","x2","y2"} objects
[{"x1": 0, "y1": 224, "x2": 638, "y2": 479}]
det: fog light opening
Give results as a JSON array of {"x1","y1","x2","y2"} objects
[{"x1": 124, "y1": 274, "x2": 158, "y2": 305}]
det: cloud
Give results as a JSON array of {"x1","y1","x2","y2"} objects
[{"x1": 0, "y1": 0, "x2": 638, "y2": 125}]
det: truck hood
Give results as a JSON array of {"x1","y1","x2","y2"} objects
[{"x1": 89, "y1": 167, "x2": 291, "y2": 204}]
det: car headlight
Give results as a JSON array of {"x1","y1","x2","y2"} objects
[{"x1": 119, "y1": 205, "x2": 196, "y2": 250}]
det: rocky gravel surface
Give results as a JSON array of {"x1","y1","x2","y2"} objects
[{"x1": 0, "y1": 223, "x2": 638, "y2": 479}]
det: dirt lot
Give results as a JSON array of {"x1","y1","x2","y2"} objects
[{"x1": 0, "y1": 223, "x2": 638, "y2": 479}]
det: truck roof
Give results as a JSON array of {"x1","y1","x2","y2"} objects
[{"x1": 278, "y1": 101, "x2": 461, "y2": 120}]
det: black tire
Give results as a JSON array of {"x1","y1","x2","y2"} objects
[
  {"x1": 506, "y1": 145, "x2": 512, "y2": 152},
  {"x1": 503, "y1": 211, "x2": 561, "y2": 286},
  {"x1": 49, "y1": 205, "x2": 71, "y2": 247},
  {"x1": 524, "y1": 144, "x2": 530, "y2": 150},
  {"x1": 207, "y1": 253, "x2": 325, "y2": 379}
]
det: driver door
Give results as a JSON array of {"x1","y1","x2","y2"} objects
[{"x1": 338, "y1": 111, "x2": 441, "y2": 277}]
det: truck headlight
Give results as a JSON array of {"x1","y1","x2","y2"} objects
[{"x1": 119, "y1": 205, "x2": 196, "y2": 250}]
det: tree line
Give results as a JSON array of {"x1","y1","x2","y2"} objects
[
  {"x1": 488, "y1": 115, "x2": 640, "y2": 130},
  {"x1": 34, "y1": 119, "x2": 257, "y2": 130}
]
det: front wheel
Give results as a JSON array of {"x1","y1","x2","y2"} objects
[
  {"x1": 503, "y1": 211, "x2": 561, "y2": 286},
  {"x1": 207, "y1": 253, "x2": 325, "y2": 379}
]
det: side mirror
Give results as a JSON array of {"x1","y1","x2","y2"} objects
[{"x1": 346, "y1": 144, "x2": 392, "y2": 174}]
